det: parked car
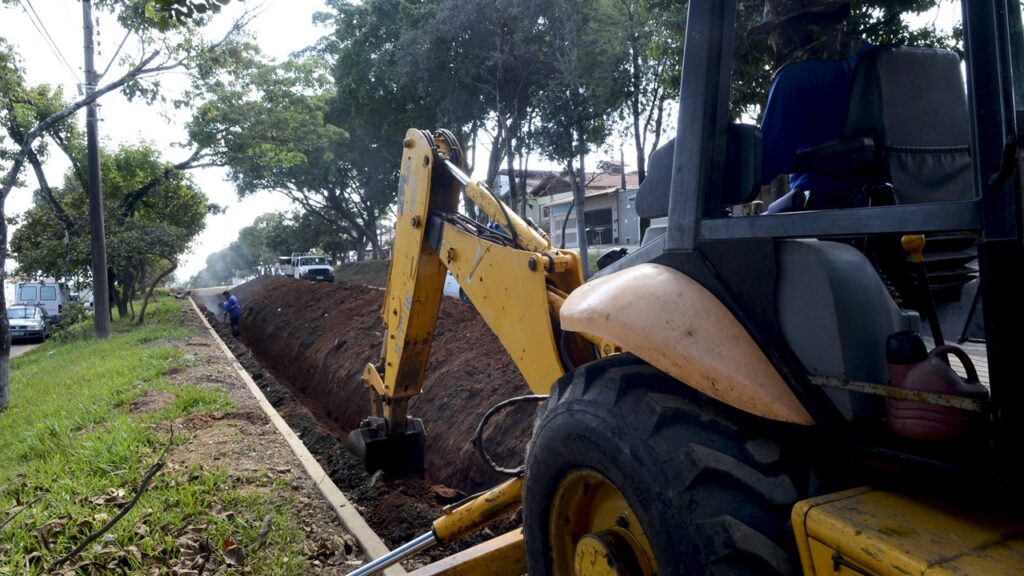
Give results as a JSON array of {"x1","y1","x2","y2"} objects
[
  {"x1": 443, "y1": 271, "x2": 470, "y2": 303},
  {"x1": 292, "y1": 254, "x2": 335, "y2": 282},
  {"x1": 8, "y1": 305, "x2": 52, "y2": 342},
  {"x1": 15, "y1": 281, "x2": 71, "y2": 324}
]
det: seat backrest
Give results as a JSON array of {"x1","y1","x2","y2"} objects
[
  {"x1": 843, "y1": 46, "x2": 974, "y2": 203},
  {"x1": 635, "y1": 124, "x2": 762, "y2": 219}
]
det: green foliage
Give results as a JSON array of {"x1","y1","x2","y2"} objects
[
  {"x1": 50, "y1": 301, "x2": 90, "y2": 342},
  {"x1": 532, "y1": 0, "x2": 632, "y2": 165},
  {"x1": 183, "y1": 48, "x2": 400, "y2": 253},
  {"x1": 0, "y1": 40, "x2": 81, "y2": 188},
  {"x1": 11, "y1": 143, "x2": 210, "y2": 320},
  {"x1": 192, "y1": 210, "x2": 350, "y2": 286},
  {"x1": 147, "y1": 0, "x2": 233, "y2": 29},
  {"x1": 0, "y1": 297, "x2": 315, "y2": 575}
]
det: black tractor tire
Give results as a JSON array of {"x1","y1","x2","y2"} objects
[{"x1": 523, "y1": 353, "x2": 806, "y2": 576}]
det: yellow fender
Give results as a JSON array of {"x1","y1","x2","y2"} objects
[{"x1": 560, "y1": 263, "x2": 814, "y2": 425}]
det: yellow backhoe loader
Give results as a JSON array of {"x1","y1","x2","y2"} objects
[{"x1": 345, "y1": 1, "x2": 1024, "y2": 574}]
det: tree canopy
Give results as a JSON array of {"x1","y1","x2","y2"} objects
[
  {"x1": 191, "y1": 211, "x2": 349, "y2": 286},
  {"x1": 12, "y1": 143, "x2": 212, "y2": 322}
]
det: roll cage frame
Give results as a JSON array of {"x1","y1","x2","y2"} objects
[{"x1": 661, "y1": 1, "x2": 1024, "y2": 479}]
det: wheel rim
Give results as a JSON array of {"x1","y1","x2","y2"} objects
[{"x1": 548, "y1": 468, "x2": 658, "y2": 576}]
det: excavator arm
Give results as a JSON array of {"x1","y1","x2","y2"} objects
[{"x1": 347, "y1": 128, "x2": 592, "y2": 476}]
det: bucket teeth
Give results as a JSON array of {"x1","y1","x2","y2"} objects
[{"x1": 347, "y1": 418, "x2": 426, "y2": 478}]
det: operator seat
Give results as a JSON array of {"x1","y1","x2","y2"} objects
[
  {"x1": 778, "y1": 47, "x2": 981, "y2": 421},
  {"x1": 841, "y1": 45, "x2": 974, "y2": 204},
  {"x1": 846, "y1": 47, "x2": 977, "y2": 313}
]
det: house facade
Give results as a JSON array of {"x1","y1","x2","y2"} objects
[{"x1": 495, "y1": 165, "x2": 643, "y2": 249}]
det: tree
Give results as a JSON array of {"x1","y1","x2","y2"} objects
[
  {"x1": 532, "y1": 0, "x2": 631, "y2": 277},
  {"x1": 616, "y1": 0, "x2": 682, "y2": 183},
  {"x1": 406, "y1": 0, "x2": 554, "y2": 216},
  {"x1": 12, "y1": 144, "x2": 211, "y2": 323},
  {"x1": 319, "y1": 0, "x2": 451, "y2": 257},
  {"x1": 191, "y1": 210, "x2": 354, "y2": 286},
  {"x1": 184, "y1": 53, "x2": 384, "y2": 255},
  {"x1": 0, "y1": 0, "x2": 254, "y2": 411}
]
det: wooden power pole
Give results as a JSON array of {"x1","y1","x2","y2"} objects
[{"x1": 82, "y1": 0, "x2": 111, "y2": 338}]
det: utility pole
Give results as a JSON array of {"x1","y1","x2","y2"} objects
[{"x1": 82, "y1": 0, "x2": 111, "y2": 338}]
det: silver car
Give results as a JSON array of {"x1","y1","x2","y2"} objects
[{"x1": 8, "y1": 305, "x2": 52, "y2": 342}]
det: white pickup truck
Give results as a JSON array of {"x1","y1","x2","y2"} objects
[{"x1": 280, "y1": 253, "x2": 335, "y2": 282}]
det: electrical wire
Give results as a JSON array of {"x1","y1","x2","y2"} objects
[
  {"x1": 472, "y1": 394, "x2": 549, "y2": 476},
  {"x1": 441, "y1": 211, "x2": 516, "y2": 248},
  {"x1": 19, "y1": 0, "x2": 82, "y2": 85}
]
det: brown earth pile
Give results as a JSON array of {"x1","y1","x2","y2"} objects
[
  {"x1": 203, "y1": 307, "x2": 519, "y2": 561},
  {"x1": 229, "y1": 276, "x2": 534, "y2": 492}
]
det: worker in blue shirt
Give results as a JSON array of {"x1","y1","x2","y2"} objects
[
  {"x1": 753, "y1": 0, "x2": 871, "y2": 213},
  {"x1": 222, "y1": 291, "x2": 241, "y2": 337}
]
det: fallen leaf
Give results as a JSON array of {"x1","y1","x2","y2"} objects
[
  {"x1": 89, "y1": 488, "x2": 128, "y2": 506},
  {"x1": 222, "y1": 544, "x2": 247, "y2": 567},
  {"x1": 31, "y1": 515, "x2": 69, "y2": 549},
  {"x1": 125, "y1": 545, "x2": 143, "y2": 562},
  {"x1": 429, "y1": 484, "x2": 466, "y2": 503}
]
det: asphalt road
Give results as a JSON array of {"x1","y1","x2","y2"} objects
[{"x1": 11, "y1": 342, "x2": 40, "y2": 358}]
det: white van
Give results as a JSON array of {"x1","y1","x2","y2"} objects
[{"x1": 16, "y1": 281, "x2": 71, "y2": 324}]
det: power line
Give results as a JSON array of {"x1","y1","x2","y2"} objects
[
  {"x1": 22, "y1": 0, "x2": 81, "y2": 83},
  {"x1": 18, "y1": 0, "x2": 82, "y2": 85}
]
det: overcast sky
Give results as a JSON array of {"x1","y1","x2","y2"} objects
[{"x1": 0, "y1": 0, "x2": 326, "y2": 281}]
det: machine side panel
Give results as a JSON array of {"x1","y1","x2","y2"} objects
[
  {"x1": 439, "y1": 222, "x2": 565, "y2": 394},
  {"x1": 794, "y1": 488, "x2": 1024, "y2": 575},
  {"x1": 560, "y1": 263, "x2": 814, "y2": 425}
]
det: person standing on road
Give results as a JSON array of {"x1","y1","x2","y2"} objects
[{"x1": 222, "y1": 291, "x2": 241, "y2": 337}]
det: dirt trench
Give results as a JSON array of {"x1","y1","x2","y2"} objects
[
  {"x1": 201, "y1": 302, "x2": 523, "y2": 563},
  {"x1": 226, "y1": 276, "x2": 536, "y2": 492}
]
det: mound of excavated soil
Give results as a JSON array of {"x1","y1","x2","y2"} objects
[
  {"x1": 229, "y1": 276, "x2": 534, "y2": 492},
  {"x1": 203, "y1": 309, "x2": 518, "y2": 560}
]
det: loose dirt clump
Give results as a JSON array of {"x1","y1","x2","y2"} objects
[
  {"x1": 127, "y1": 389, "x2": 175, "y2": 414},
  {"x1": 227, "y1": 276, "x2": 535, "y2": 493}
]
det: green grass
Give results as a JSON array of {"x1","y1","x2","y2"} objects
[
  {"x1": 0, "y1": 295, "x2": 316, "y2": 575},
  {"x1": 333, "y1": 259, "x2": 390, "y2": 286}
]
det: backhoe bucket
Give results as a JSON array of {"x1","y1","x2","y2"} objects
[{"x1": 347, "y1": 418, "x2": 426, "y2": 478}]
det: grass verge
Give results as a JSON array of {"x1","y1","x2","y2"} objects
[{"x1": 0, "y1": 295, "x2": 317, "y2": 575}]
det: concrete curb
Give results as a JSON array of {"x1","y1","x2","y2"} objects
[{"x1": 188, "y1": 298, "x2": 406, "y2": 576}]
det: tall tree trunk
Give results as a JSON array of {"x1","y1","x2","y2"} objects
[
  {"x1": 0, "y1": 194, "x2": 10, "y2": 412},
  {"x1": 368, "y1": 232, "x2": 385, "y2": 260},
  {"x1": 484, "y1": 121, "x2": 506, "y2": 212},
  {"x1": 137, "y1": 262, "x2": 176, "y2": 324},
  {"x1": 650, "y1": 101, "x2": 665, "y2": 166},
  {"x1": 115, "y1": 278, "x2": 131, "y2": 318},
  {"x1": 504, "y1": 142, "x2": 518, "y2": 220},
  {"x1": 355, "y1": 236, "x2": 367, "y2": 262},
  {"x1": 629, "y1": 33, "x2": 647, "y2": 183},
  {"x1": 502, "y1": 114, "x2": 522, "y2": 218},
  {"x1": 573, "y1": 128, "x2": 590, "y2": 280},
  {"x1": 463, "y1": 122, "x2": 481, "y2": 221}
]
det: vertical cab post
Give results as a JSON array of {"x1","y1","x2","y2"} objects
[{"x1": 666, "y1": 0, "x2": 737, "y2": 252}]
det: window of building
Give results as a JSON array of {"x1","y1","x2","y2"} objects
[{"x1": 584, "y1": 208, "x2": 614, "y2": 245}]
